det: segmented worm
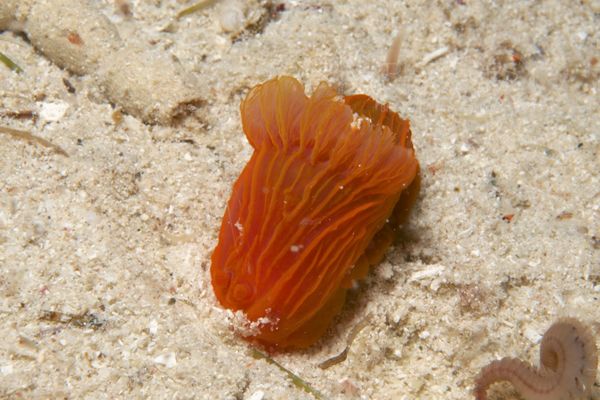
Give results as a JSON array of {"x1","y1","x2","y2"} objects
[{"x1": 474, "y1": 318, "x2": 598, "y2": 400}]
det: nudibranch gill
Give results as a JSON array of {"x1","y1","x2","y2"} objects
[{"x1": 211, "y1": 76, "x2": 420, "y2": 349}]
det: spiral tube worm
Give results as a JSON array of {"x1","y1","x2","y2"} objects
[{"x1": 474, "y1": 318, "x2": 598, "y2": 400}]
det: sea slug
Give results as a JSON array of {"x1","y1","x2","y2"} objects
[
  {"x1": 211, "y1": 76, "x2": 420, "y2": 349},
  {"x1": 474, "y1": 317, "x2": 598, "y2": 400}
]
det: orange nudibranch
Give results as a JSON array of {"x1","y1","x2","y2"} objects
[{"x1": 211, "y1": 76, "x2": 420, "y2": 349}]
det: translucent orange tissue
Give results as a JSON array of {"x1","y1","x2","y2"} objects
[{"x1": 211, "y1": 76, "x2": 420, "y2": 349}]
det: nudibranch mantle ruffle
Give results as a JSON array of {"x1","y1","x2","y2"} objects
[{"x1": 211, "y1": 76, "x2": 420, "y2": 349}]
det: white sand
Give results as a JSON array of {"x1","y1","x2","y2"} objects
[{"x1": 1, "y1": 1, "x2": 598, "y2": 399}]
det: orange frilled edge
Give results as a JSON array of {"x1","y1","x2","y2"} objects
[{"x1": 211, "y1": 76, "x2": 420, "y2": 349}]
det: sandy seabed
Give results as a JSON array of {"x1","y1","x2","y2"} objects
[{"x1": 1, "y1": 1, "x2": 598, "y2": 399}]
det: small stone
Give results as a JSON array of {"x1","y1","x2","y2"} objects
[
  {"x1": 219, "y1": 2, "x2": 245, "y2": 33},
  {"x1": 377, "y1": 262, "x2": 394, "y2": 280},
  {"x1": 524, "y1": 325, "x2": 542, "y2": 344},
  {"x1": 39, "y1": 101, "x2": 69, "y2": 122},
  {"x1": 149, "y1": 319, "x2": 158, "y2": 335},
  {"x1": 247, "y1": 391, "x2": 265, "y2": 400},
  {"x1": 0, "y1": 364, "x2": 13, "y2": 375},
  {"x1": 409, "y1": 264, "x2": 446, "y2": 282},
  {"x1": 153, "y1": 352, "x2": 176, "y2": 368}
]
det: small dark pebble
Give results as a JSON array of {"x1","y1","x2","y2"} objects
[{"x1": 63, "y1": 78, "x2": 76, "y2": 94}]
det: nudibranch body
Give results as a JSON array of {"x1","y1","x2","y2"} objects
[{"x1": 211, "y1": 76, "x2": 419, "y2": 349}]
